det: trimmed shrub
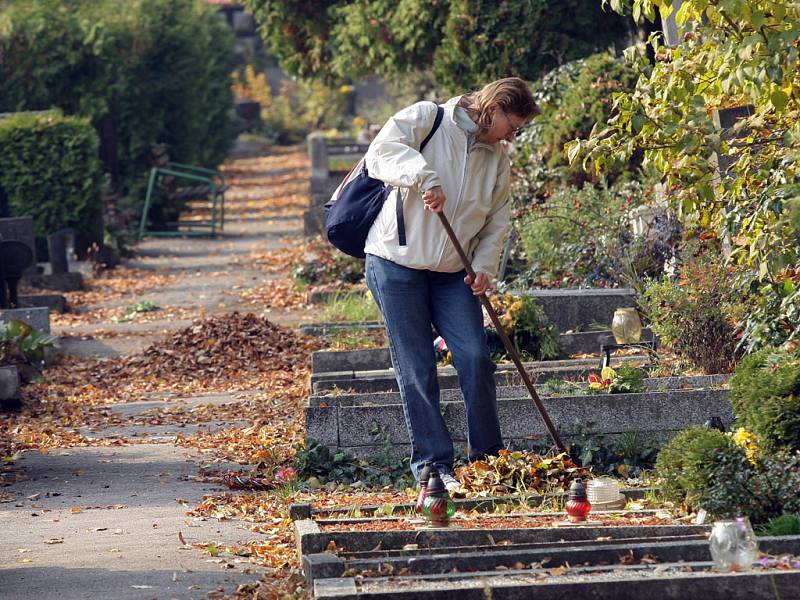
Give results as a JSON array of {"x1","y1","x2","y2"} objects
[
  {"x1": 729, "y1": 347, "x2": 800, "y2": 452},
  {"x1": 0, "y1": 111, "x2": 102, "y2": 250},
  {"x1": 0, "y1": 0, "x2": 235, "y2": 224},
  {"x1": 655, "y1": 427, "x2": 742, "y2": 511},
  {"x1": 656, "y1": 425, "x2": 800, "y2": 522},
  {"x1": 699, "y1": 450, "x2": 800, "y2": 523}
]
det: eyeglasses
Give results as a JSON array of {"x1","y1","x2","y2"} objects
[{"x1": 501, "y1": 109, "x2": 526, "y2": 137}]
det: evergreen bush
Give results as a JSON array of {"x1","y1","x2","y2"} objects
[
  {"x1": 656, "y1": 425, "x2": 800, "y2": 522},
  {"x1": 0, "y1": 111, "x2": 102, "y2": 249},
  {"x1": 729, "y1": 347, "x2": 800, "y2": 452},
  {"x1": 513, "y1": 53, "x2": 639, "y2": 203},
  {"x1": 655, "y1": 427, "x2": 741, "y2": 511}
]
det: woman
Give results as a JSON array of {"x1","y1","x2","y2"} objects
[{"x1": 363, "y1": 77, "x2": 538, "y2": 491}]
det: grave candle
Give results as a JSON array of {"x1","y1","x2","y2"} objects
[
  {"x1": 415, "y1": 463, "x2": 432, "y2": 514},
  {"x1": 565, "y1": 478, "x2": 592, "y2": 523},
  {"x1": 421, "y1": 470, "x2": 455, "y2": 527}
]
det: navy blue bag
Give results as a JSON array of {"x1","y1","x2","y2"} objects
[{"x1": 324, "y1": 104, "x2": 444, "y2": 259}]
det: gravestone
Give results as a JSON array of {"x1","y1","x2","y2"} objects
[
  {"x1": 712, "y1": 104, "x2": 755, "y2": 180},
  {"x1": 47, "y1": 229, "x2": 73, "y2": 275},
  {"x1": 0, "y1": 365, "x2": 21, "y2": 410},
  {"x1": 0, "y1": 239, "x2": 34, "y2": 309},
  {"x1": 662, "y1": 0, "x2": 685, "y2": 46},
  {"x1": 304, "y1": 134, "x2": 369, "y2": 237},
  {"x1": 0, "y1": 216, "x2": 37, "y2": 275}
]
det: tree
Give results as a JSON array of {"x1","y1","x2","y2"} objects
[
  {"x1": 566, "y1": 0, "x2": 800, "y2": 350},
  {"x1": 245, "y1": 0, "x2": 634, "y2": 90}
]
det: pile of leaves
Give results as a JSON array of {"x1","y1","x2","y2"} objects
[
  {"x1": 455, "y1": 450, "x2": 589, "y2": 497},
  {"x1": 99, "y1": 312, "x2": 323, "y2": 388}
]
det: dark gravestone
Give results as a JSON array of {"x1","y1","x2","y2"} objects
[
  {"x1": 712, "y1": 104, "x2": 755, "y2": 179},
  {"x1": 46, "y1": 230, "x2": 73, "y2": 275},
  {"x1": 0, "y1": 216, "x2": 37, "y2": 275},
  {"x1": 0, "y1": 240, "x2": 35, "y2": 309}
]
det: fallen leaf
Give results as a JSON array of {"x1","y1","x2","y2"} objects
[{"x1": 43, "y1": 539, "x2": 64, "y2": 545}]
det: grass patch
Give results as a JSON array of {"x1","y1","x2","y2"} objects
[
  {"x1": 323, "y1": 328, "x2": 386, "y2": 350},
  {"x1": 319, "y1": 290, "x2": 382, "y2": 323}
]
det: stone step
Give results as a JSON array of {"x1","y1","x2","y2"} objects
[
  {"x1": 305, "y1": 387, "x2": 733, "y2": 455},
  {"x1": 295, "y1": 518, "x2": 710, "y2": 556},
  {"x1": 299, "y1": 512, "x2": 800, "y2": 600},
  {"x1": 313, "y1": 564, "x2": 800, "y2": 599},
  {"x1": 312, "y1": 355, "x2": 650, "y2": 394}
]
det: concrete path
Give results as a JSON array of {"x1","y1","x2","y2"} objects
[{"x1": 1, "y1": 143, "x2": 312, "y2": 599}]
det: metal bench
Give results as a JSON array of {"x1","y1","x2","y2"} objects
[{"x1": 138, "y1": 146, "x2": 228, "y2": 238}]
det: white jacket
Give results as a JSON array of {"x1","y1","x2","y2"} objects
[{"x1": 363, "y1": 97, "x2": 511, "y2": 279}]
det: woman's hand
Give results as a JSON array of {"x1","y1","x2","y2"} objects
[
  {"x1": 464, "y1": 271, "x2": 495, "y2": 296},
  {"x1": 422, "y1": 186, "x2": 446, "y2": 213}
]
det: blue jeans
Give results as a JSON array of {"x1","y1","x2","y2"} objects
[{"x1": 365, "y1": 254, "x2": 503, "y2": 481}]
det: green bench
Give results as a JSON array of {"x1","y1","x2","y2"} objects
[{"x1": 138, "y1": 146, "x2": 227, "y2": 238}]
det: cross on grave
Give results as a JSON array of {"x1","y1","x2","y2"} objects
[{"x1": 0, "y1": 239, "x2": 35, "y2": 309}]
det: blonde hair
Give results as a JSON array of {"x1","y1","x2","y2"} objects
[{"x1": 459, "y1": 77, "x2": 539, "y2": 135}]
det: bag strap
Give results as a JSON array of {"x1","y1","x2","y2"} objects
[
  {"x1": 397, "y1": 103, "x2": 444, "y2": 247},
  {"x1": 420, "y1": 104, "x2": 445, "y2": 152}
]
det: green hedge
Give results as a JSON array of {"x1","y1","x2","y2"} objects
[
  {"x1": 0, "y1": 111, "x2": 102, "y2": 249},
  {"x1": 0, "y1": 0, "x2": 235, "y2": 222}
]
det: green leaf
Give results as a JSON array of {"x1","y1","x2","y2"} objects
[
  {"x1": 770, "y1": 88, "x2": 789, "y2": 111},
  {"x1": 565, "y1": 140, "x2": 581, "y2": 165}
]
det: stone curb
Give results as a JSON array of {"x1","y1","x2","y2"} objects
[
  {"x1": 311, "y1": 372, "x2": 730, "y2": 397},
  {"x1": 0, "y1": 365, "x2": 21, "y2": 410},
  {"x1": 0, "y1": 306, "x2": 50, "y2": 334},
  {"x1": 309, "y1": 375, "x2": 729, "y2": 407},
  {"x1": 289, "y1": 488, "x2": 656, "y2": 520},
  {"x1": 306, "y1": 287, "x2": 637, "y2": 336},
  {"x1": 311, "y1": 356, "x2": 651, "y2": 394},
  {"x1": 314, "y1": 567, "x2": 800, "y2": 599},
  {"x1": 307, "y1": 537, "x2": 747, "y2": 582}
]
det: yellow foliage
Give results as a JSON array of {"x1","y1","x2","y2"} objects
[
  {"x1": 728, "y1": 427, "x2": 759, "y2": 464},
  {"x1": 231, "y1": 65, "x2": 272, "y2": 112}
]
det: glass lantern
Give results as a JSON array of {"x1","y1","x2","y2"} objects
[{"x1": 709, "y1": 517, "x2": 759, "y2": 572}]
